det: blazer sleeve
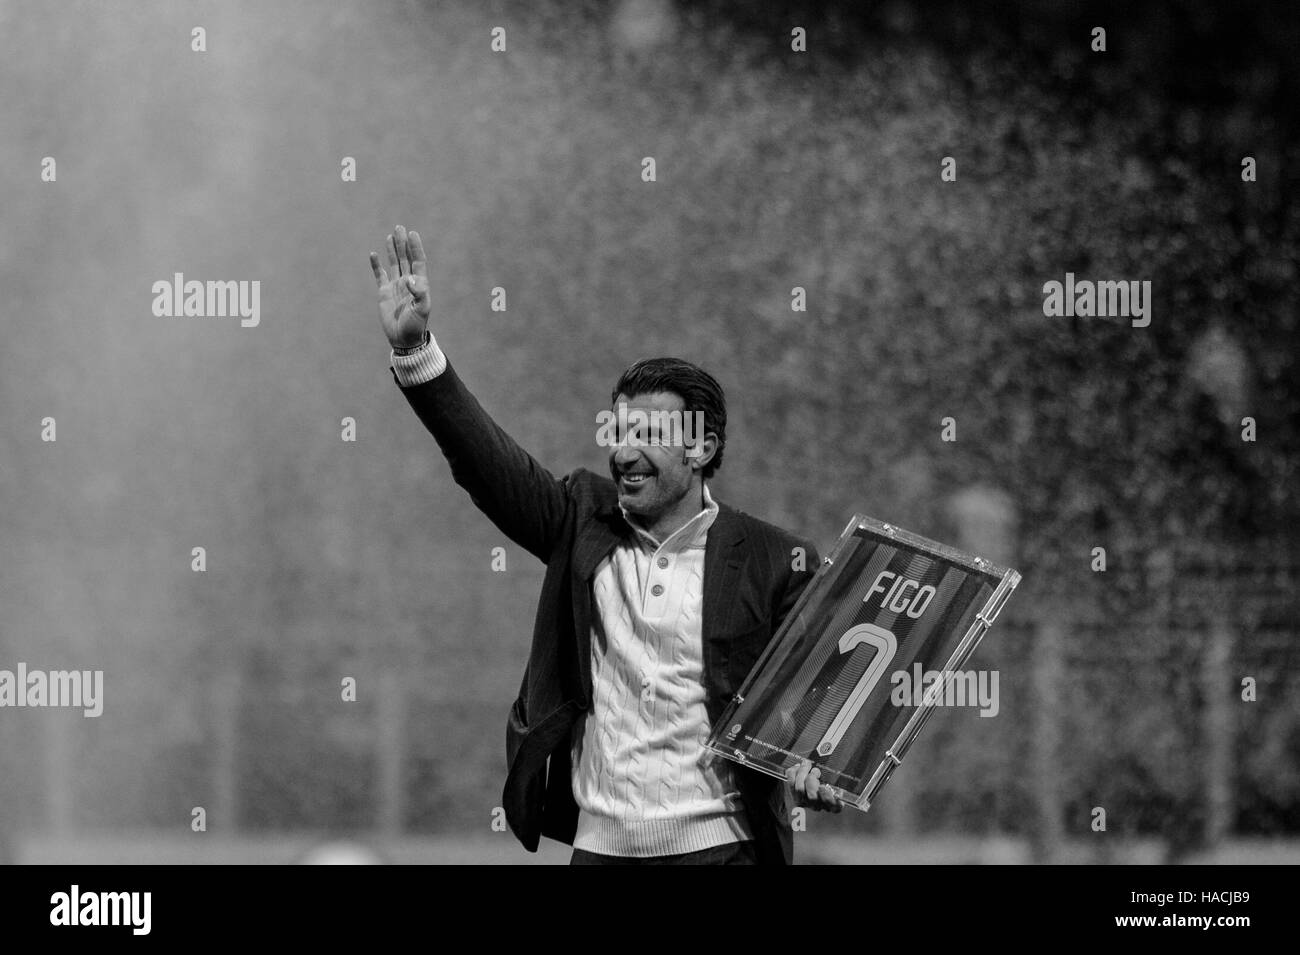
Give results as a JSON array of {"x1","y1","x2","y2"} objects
[{"x1": 393, "y1": 359, "x2": 569, "y2": 563}]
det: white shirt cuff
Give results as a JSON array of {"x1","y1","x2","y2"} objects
[{"x1": 390, "y1": 334, "x2": 448, "y2": 386}]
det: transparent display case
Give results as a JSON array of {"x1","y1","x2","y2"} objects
[{"x1": 705, "y1": 514, "x2": 1022, "y2": 812}]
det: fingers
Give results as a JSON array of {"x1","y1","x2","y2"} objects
[
  {"x1": 803, "y1": 764, "x2": 821, "y2": 802},
  {"x1": 408, "y1": 229, "x2": 428, "y2": 278},
  {"x1": 816, "y1": 780, "x2": 842, "y2": 813},
  {"x1": 406, "y1": 274, "x2": 429, "y2": 304},
  {"x1": 787, "y1": 759, "x2": 842, "y2": 812},
  {"x1": 386, "y1": 233, "x2": 401, "y2": 280},
  {"x1": 786, "y1": 759, "x2": 810, "y2": 795},
  {"x1": 394, "y1": 224, "x2": 412, "y2": 276},
  {"x1": 806, "y1": 767, "x2": 843, "y2": 811},
  {"x1": 380, "y1": 224, "x2": 422, "y2": 284}
]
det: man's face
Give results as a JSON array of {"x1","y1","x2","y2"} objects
[{"x1": 608, "y1": 391, "x2": 704, "y2": 521}]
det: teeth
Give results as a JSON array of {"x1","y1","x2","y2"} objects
[{"x1": 623, "y1": 474, "x2": 649, "y2": 483}]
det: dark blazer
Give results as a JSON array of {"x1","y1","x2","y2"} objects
[{"x1": 394, "y1": 360, "x2": 819, "y2": 864}]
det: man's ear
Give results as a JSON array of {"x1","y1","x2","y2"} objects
[{"x1": 688, "y1": 432, "x2": 718, "y2": 472}]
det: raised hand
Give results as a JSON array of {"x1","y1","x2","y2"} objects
[{"x1": 369, "y1": 224, "x2": 431, "y2": 349}]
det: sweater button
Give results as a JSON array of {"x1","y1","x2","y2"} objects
[
  {"x1": 657, "y1": 557, "x2": 669, "y2": 569},
  {"x1": 650, "y1": 584, "x2": 664, "y2": 596}
]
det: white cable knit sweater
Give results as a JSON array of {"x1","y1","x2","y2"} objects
[{"x1": 570, "y1": 483, "x2": 753, "y2": 856}]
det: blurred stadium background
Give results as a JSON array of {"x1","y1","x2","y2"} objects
[{"x1": 0, "y1": 0, "x2": 1296, "y2": 863}]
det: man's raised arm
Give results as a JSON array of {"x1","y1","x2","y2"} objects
[{"x1": 370, "y1": 224, "x2": 568, "y2": 563}]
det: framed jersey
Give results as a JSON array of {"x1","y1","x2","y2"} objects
[{"x1": 705, "y1": 514, "x2": 1021, "y2": 812}]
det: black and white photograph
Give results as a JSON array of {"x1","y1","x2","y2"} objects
[{"x1": 0, "y1": 0, "x2": 1295, "y2": 928}]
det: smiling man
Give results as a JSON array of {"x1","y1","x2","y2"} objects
[{"x1": 371, "y1": 224, "x2": 839, "y2": 865}]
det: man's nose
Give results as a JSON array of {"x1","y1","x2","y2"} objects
[{"x1": 612, "y1": 445, "x2": 642, "y2": 470}]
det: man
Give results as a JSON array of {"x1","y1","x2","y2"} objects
[{"x1": 370, "y1": 224, "x2": 841, "y2": 865}]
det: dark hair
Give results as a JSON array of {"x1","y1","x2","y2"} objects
[{"x1": 611, "y1": 357, "x2": 727, "y2": 479}]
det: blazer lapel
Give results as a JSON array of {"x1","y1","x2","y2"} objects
[
  {"x1": 570, "y1": 502, "x2": 626, "y2": 704},
  {"x1": 703, "y1": 503, "x2": 747, "y2": 719},
  {"x1": 703, "y1": 502, "x2": 748, "y2": 635},
  {"x1": 573, "y1": 503, "x2": 627, "y2": 583}
]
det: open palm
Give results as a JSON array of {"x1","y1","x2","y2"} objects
[{"x1": 369, "y1": 224, "x2": 430, "y2": 349}]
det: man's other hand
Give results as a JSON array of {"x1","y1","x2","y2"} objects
[{"x1": 786, "y1": 758, "x2": 844, "y2": 813}]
